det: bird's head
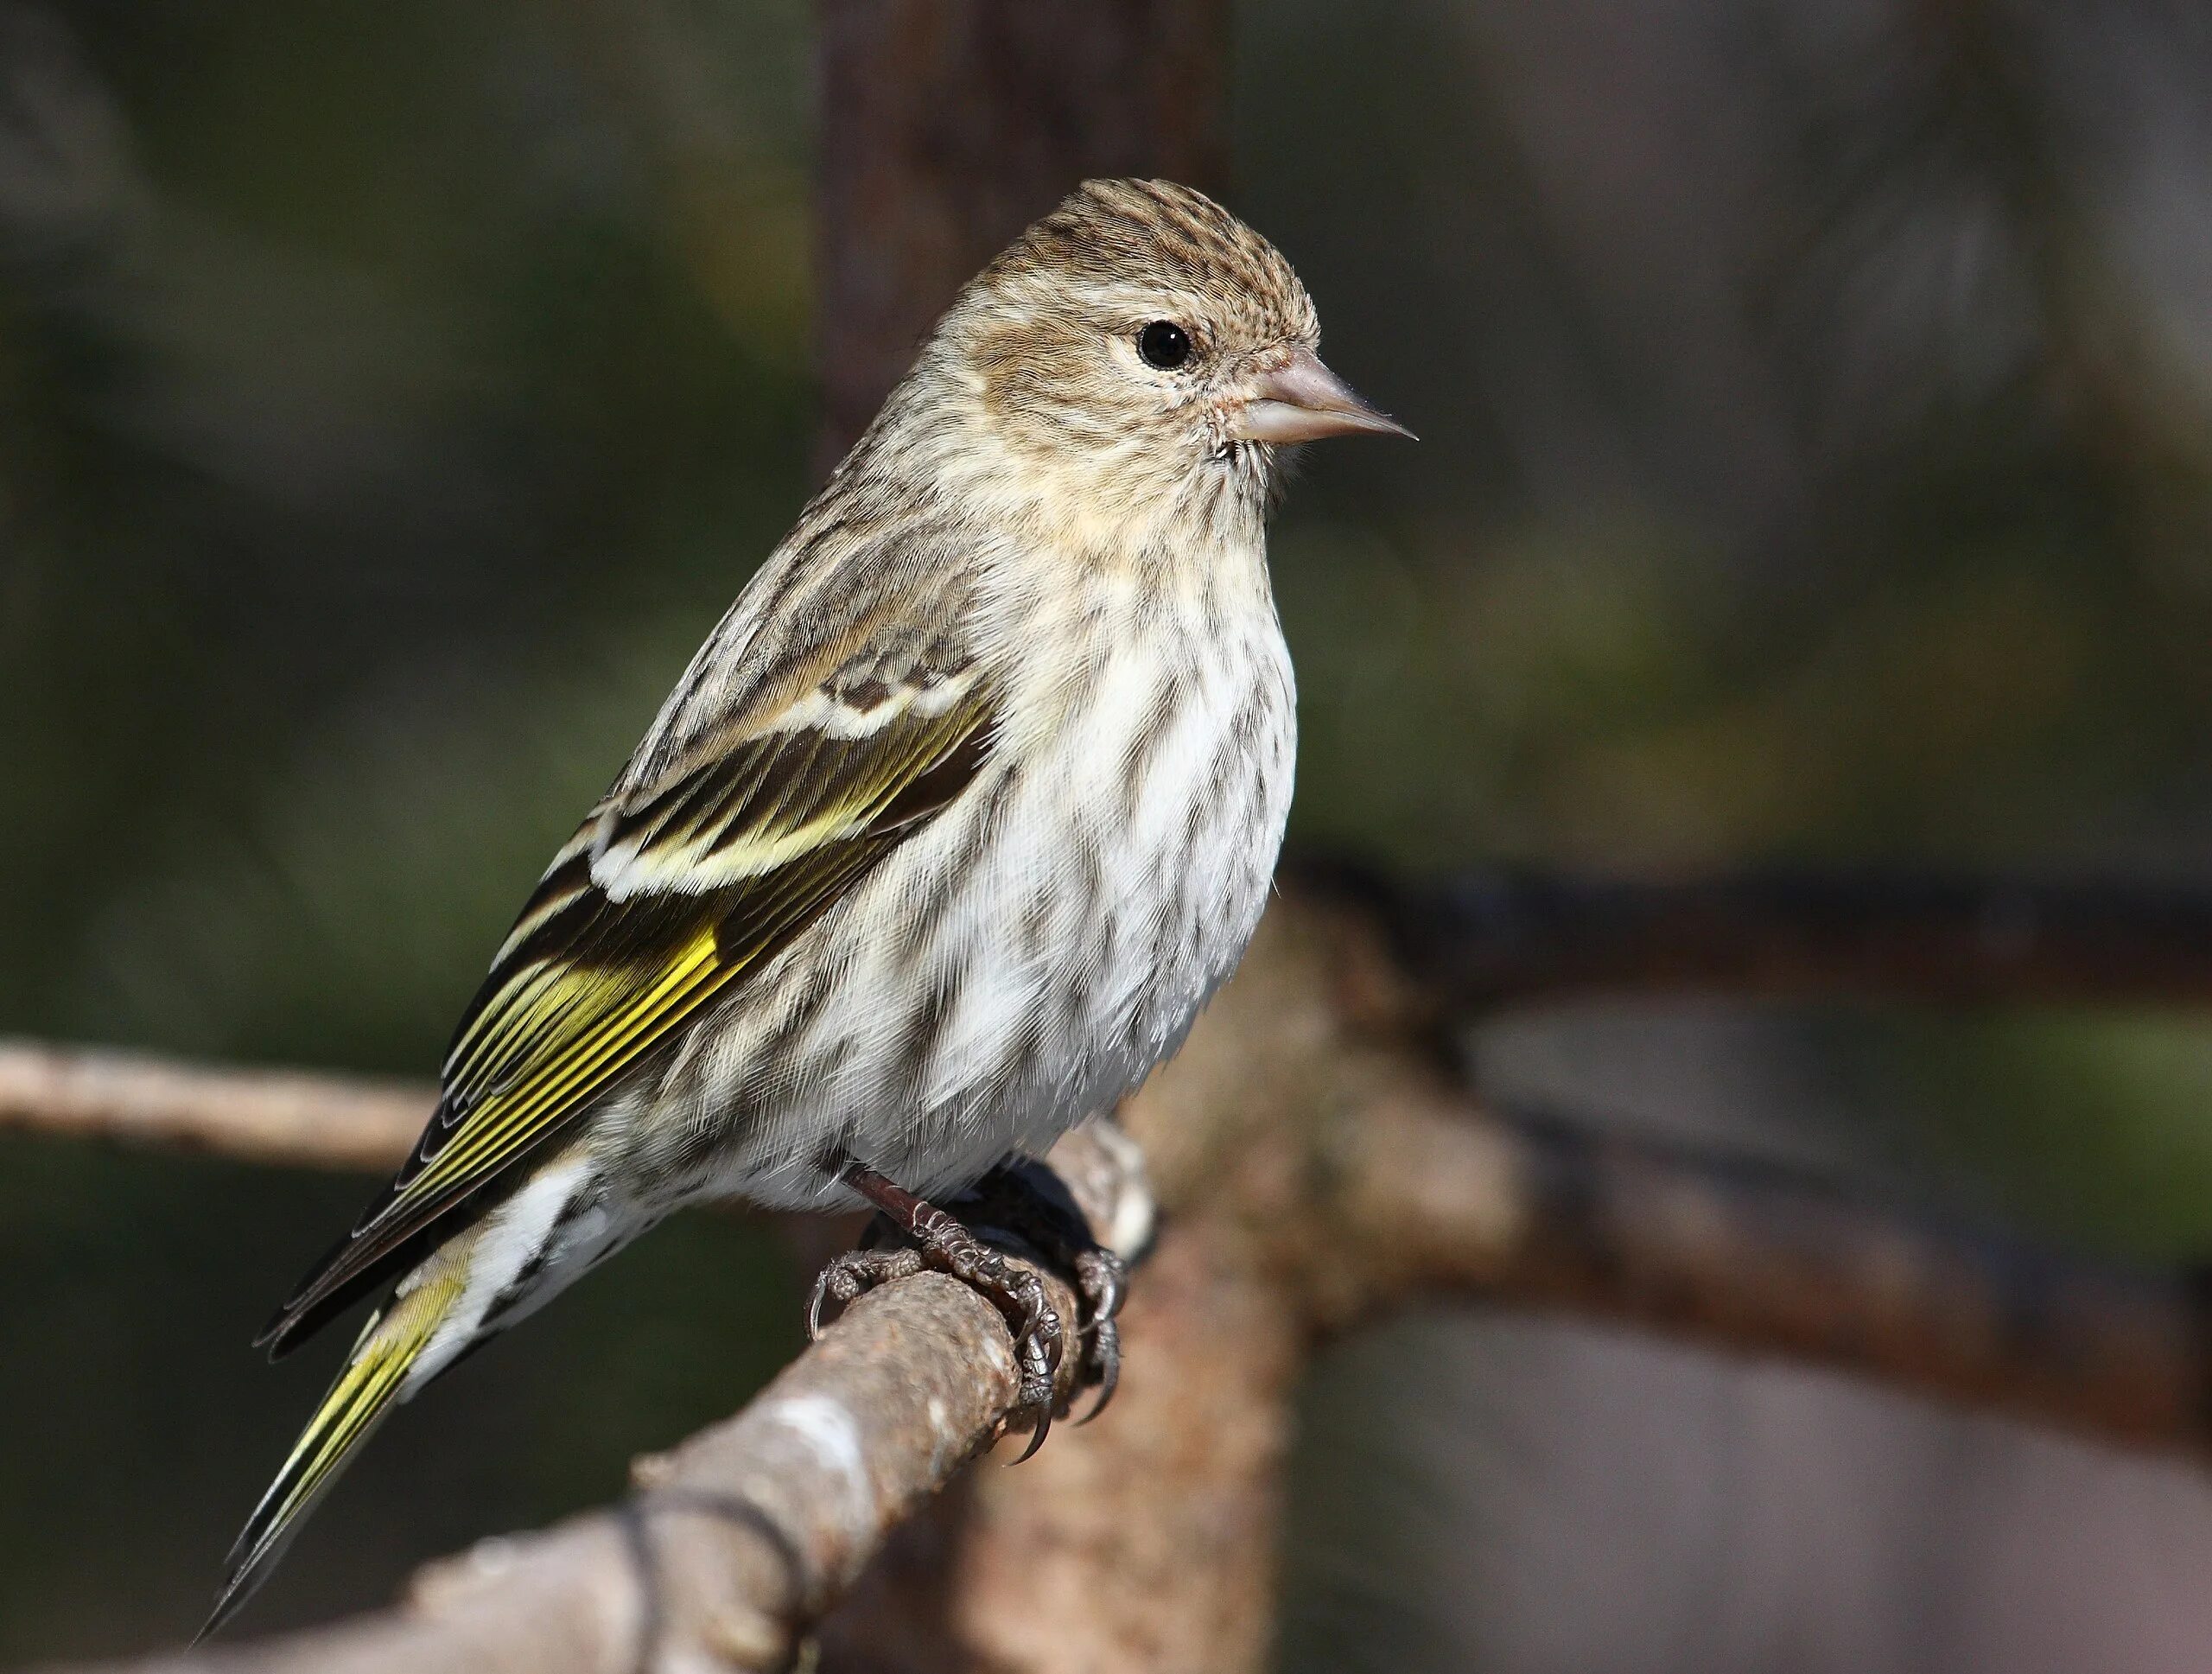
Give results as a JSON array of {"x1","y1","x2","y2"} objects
[{"x1": 906, "y1": 179, "x2": 1410, "y2": 542}]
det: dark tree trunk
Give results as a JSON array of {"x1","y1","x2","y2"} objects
[
  {"x1": 810, "y1": 8, "x2": 1239, "y2": 1668},
  {"x1": 814, "y1": 0, "x2": 1231, "y2": 463}
]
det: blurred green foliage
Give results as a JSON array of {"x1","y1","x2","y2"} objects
[{"x1": 4, "y1": 0, "x2": 2212, "y2": 1660}]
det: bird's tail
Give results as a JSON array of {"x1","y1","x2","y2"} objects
[{"x1": 200, "y1": 1255, "x2": 467, "y2": 1640}]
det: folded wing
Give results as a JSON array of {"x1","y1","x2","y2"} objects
[{"x1": 260, "y1": 645, "x2": 999, "y2": 1354}]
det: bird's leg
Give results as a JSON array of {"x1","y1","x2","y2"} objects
[
  {"x1": 809, "y1": 1162, "x2": 1065, "y2": 1458},
  {"x1": 944, "y1": 1157, "x2": 1127, "y2": 1423}
]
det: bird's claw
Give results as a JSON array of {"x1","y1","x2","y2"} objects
[
  {"x1": 806, "y1": 1210, "x2": 1065, "y2": 1458},
  {"x1": 954, "y1": 1162, "x2": 1128, "y2": 1423},
  {"x1": 924, "y1": 1219, "x2": 1064, "y2": 1459},
  {"x1": 1071, "y1": 1246, "x2": 1127, "y2": 1424},
  {"x1": 955, "y1": 1158, "x2": 1123, "y2": 1423},
  {"x1": 814, "y1": 1159, "x2": 1133, "y2": 1460},
  {"x1": 806, "y1": 1246, "x2": 924, "y2": 1340}
]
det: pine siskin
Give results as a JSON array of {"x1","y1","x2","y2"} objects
[{"x1": 206, "y1": 177, "x2": 1410, "y2": 1633}]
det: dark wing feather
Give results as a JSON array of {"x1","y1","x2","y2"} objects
[{"x1": 260, "y1": 658, "x2": 997, "y2": 1355}]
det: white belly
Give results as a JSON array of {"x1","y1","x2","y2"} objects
[{"x1": 628, "y1": 597, "x2": 1296, "y2": 1213}]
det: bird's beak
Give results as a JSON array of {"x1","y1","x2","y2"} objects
[{"x1": 1229, "y1": 346, "x2": 1415, "y2": 444}]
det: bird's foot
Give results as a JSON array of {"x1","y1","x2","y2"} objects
[
  {"x1": 806, "y1": 1243, "x2": 927, "y2": 1331},
  {"x1": 948, "y1": 1158, "x2": 1127, "y2": 1423},
  {"x1": 809, "y1": 1164, "x2": 1065, "y2": 1458}
]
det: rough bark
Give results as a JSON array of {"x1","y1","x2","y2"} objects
[{"x1": 36, "y1": 1270, "x2": 1060, "y2": 1674}]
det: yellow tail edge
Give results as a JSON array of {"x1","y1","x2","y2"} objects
[{"x1": 200, "y1": 1265, "x2": 461, "y2": 1640}]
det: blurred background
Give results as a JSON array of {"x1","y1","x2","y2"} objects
[{"x1": 3, "y1": 0, "x2": 2212, "y2": 1667}]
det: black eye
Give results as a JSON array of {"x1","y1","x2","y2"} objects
[{"x1": 1137, "y1": 320, "x2": 1193, "y2": 371}]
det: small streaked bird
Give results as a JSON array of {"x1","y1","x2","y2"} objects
[{"x1": 207, "y1": 177, "x2": 1409, "y2": 1633}]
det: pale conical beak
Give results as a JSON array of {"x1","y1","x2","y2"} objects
[{"x1": 1230, "y1": 346, "x2": 1415, "y2": 444}]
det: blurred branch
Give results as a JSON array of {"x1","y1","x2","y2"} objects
[
  {"x1": 19, "y1": 891, "x2": 2212, "y2": 1674},
  {"x1": 1331, "y1": 1097, "x2": 2212, "y2": 1459},
  {"x1": 0, "y1": 1039, "x2": 425, "y2": 1172},
  {"x1": 1113, "y1": 894, "x2": 2212, "y2": 1467},
  {"x1": 1325, "y1": 864, "x2": 2212, "y2": 1010},
  {"x1": 818, "y1": 893, "x2": 2212, "y2": 1672},
  {"x1": 18, "y1": 869, "x2": 2212, "y2": 1176},
  {"x1": 10, "y1": 1019, "x2": 2197, "y2": 1463}
]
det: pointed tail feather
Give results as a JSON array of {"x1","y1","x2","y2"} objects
[{"x1": 200, "y1": 1261, "x2": 465, "y2": 1639}]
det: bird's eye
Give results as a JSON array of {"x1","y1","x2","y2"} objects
[{"x1": 1137, "y1": 321, "x2": 1194, "y2": 371}]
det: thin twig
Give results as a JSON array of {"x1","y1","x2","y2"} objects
[
  {"x1": 15, "y1": 869, "x2": 2212, "y2": 1173},
  {"x1": 0, "y1": 1038, "x2": 426, "y2": 1171},
  {"x1": 1313, "y1": 863, "x2": 2212, "y2": 1010}
]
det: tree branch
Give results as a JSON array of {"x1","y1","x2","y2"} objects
[
  {"x1": 1107, "y1": 894, "x2": 2212, "y2": 1465},
  {"x1": 32, "y1": 1124, "x2": 1143, "y2": 1674},
  {"x1": 37, "y1": 1278, "x2": 1040, "y2": 1674},
  {"x1": 19, "y1": 866, "x2": 2212, "y2": 1174},
  {"x1": 16, "y1": 889, "x2": 2212, "y2": 1673},
  {"x1": 0, "y1": 1038, "x2": 425, "y2": 1171},
  {"x1": 1320, "y1": 863, "x2": 2212, "y2": 1010},
  {"x1": 1329, "y1": 1098, "x2": 2212, "y2": 1458}
]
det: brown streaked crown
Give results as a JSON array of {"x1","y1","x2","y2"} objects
[{"x1": 983, "y1": 179, "x2": 1318, "y2": 349}]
